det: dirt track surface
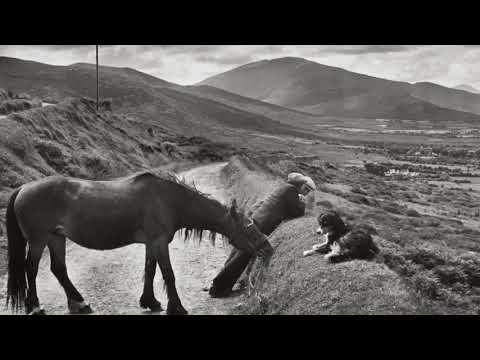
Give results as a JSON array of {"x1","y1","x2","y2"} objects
[{"x1": 0, "y1": 162, "x2": 242, "y2": 315}]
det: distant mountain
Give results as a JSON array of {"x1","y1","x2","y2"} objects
[
  {"x1": 411, "y1": 82, "x2": 480, "y2": 115},
  {"x1": 0, "y1": 56, "x2": 174, "y2": 105},
  {"x1": 453, "y1": 84, "x2": 479, "y2": 94},
  {"x1": 179, "y1": 84, "x2": 324, "y2": 129},
  {"x1": 199, "y1": 57, "x2": 480, "y2": 122},
  {"x1": 0, "y1": 56, "x2": 311, "y2": 139}
]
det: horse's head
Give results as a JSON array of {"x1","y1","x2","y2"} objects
[{"x1": 227, "y1": 199, "x2": 273, "y2": 258}]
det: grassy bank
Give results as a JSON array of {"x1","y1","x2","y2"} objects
[{"x1": 220, "y1": 155, "x2": 480, "y2": 314}]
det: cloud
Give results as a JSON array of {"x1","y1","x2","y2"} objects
[
  {"x1": 0, "y1": 45, "x2": 479, "y2": 88},
  {"x1": 194, "y1": 53, "x2": 256, "y2": 65},
  {"x1": 319, "y1": 45, "x2": 418, "y2": 54}
]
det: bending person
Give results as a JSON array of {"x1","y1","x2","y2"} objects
[{"x1": 207, "y1": 172, "x2": 316, "y2": 298}]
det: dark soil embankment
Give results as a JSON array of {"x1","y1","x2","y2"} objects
[{"x1": 219, "y1": 155, "x2": 427, "y2": 314}]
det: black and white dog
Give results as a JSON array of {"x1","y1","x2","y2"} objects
[{"x1": 303, "y1": 211, "x2": 379, "y2": 262}]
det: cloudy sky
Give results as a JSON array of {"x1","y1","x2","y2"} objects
[{"x1": 1, "y1": 45, "x2": 480, "y2": 89}]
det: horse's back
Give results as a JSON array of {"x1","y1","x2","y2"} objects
[{"x1": 14, "y1": 175, "x2": 150, "y2": 246}]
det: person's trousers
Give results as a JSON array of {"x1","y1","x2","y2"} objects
[{"x1": 211, "y1": 247, "x2": 253, "y2": 292}]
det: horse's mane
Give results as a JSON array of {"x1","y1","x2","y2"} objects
[
  {"x1": 132, "y1": 170, "x2": 218, "y2": 200},
  {"x1": 132, "y1": 170, "x2": 232, "y2": 246}
]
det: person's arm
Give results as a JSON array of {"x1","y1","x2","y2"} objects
[
  {"x1": 247, "y1": 198, "x2": 265, "y2": 218},
  {"x1": 286, "y1": 186, "x2": 306, "y2": 218}
]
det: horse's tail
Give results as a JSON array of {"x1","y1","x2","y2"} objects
[{"x1": 5, "y1": 187, "x2": 27, "y2": 313}]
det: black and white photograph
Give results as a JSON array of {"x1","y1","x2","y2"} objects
[{"x1": 1, "y1": 44, "x2": 480, "y2": 316}]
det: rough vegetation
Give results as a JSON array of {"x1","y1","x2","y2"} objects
[
  {"x1": 0, "y1": 88, "x2": 42, "y2": 115},
  {"x1": 221, "y1": 155, "x2": 480, "y2": 315},
  {"x1": 0, "y1": 97, "x2": 245, "y2": 277}
]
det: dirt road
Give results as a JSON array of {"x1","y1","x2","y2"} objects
[{"x1": 0, "y1": 162, "x2": 242, "y2": 315}]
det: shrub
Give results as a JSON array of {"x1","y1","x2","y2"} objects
[
  {"x1": 410, "y1": 272, "x2": 442, "y2": 299},
  {"x1": 457, "y1": 256, "x2": 480, "y2": 287},
  {"x1": 79, "y1": 153, "x2": 112, "y2": 179},
  {"x1": 351, "y1": 185, "x2": 367, "y2": 195},
  {"x1": 316, "y1": 200, "x2": 333, "y2": 208},
  {"x1": 405, "y1": 208, "x2": 421, "y2": 217},
  {"x1": 404, "y1": 247, "x2": 446, "y2": 270},
  {"x1": 34, "y1": 140, "x2": 70, "y2": 173},
  {"x1": 380, "y1": 201, "x2": 404, "y2": 215},
  {"x1": 346, "y1": 193, "x2": 370, "y2": 206},
  {"x1": 3, "y1": 128, "x2": 35, "y2": 160},
  {"x1": 434, "y1": 265, "x2": 469, "y2": 288}
]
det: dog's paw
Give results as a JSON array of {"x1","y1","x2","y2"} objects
[
  {"x1": 312, "y1": 243, "x2": 322, "y2": 251},
  {"x1": 303, "y1": 249, "x2": 316, "y2": 257},
  {"x1": 330, "y1": 242, "x2": 341, "y2": 253}
]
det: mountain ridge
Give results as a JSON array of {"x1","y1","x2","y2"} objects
[
  {"x1": 0, "y1": 56, "x2": 315, "y2": 140},
  {"x1": 199, "y1": 56, "x2": 480, "y2": 121},
  {"x1": 453, "y1": 84, "x2": 479, "y2": 94}
]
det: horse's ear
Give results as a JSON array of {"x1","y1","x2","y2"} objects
[{"x1": 230, "y1": 199, "x2": 238, "y2": 219}]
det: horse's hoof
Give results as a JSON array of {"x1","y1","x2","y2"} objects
[
  {"x1": 29, "y1": 307, "x2": 46, "y2": 315},
  {"x1": 77, "y1": 305, "x2": 94, "y2": 315},
  {"x1": 140, "y1": 297, "x2": 164, "y2": 312},
  {"x1": 167, "y1": 303, "x2": 188, "y2": 315},
  {"x1": 69, "y1": 304, "x2": 94, "y2": 315}
]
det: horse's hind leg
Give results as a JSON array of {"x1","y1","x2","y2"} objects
[
  {"x1": 139, "y1": 243, "x2": 163, "y2": 312},
  {"x1": 25, "y1": 242, "x2": 46, "y2": 315},
  {"x1": 47, "y1": 237, "x2": 93, "y2": 314},
  {"x1": 152, "y1": 236, "x2": 188, "y2": 315}
]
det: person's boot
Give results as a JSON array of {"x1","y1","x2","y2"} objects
[{"x1": 208, "y1": 286, "x2": 233, "y2": 298}]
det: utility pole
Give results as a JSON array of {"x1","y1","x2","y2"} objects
[{"x1": 96, "y1": 45, "x2": 99, "y2": 111}]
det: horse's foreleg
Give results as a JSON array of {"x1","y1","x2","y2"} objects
[
  {"x1": 47, "y1": 237, "x2": 93, "y2": 314},
  {"x1": 140, "y1": 244, "x2": 163, "y2": 312},
  {"x1": 152, "y1": 237, "x2": 188, "y2": 315},
  {"x1": 25, "y1": 243, "x2": 46, "y2": 315}
]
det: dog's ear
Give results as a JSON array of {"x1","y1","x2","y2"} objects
[
  {"x1": 317, "y1": 212, "x2": 325, "y2": 223},
  {"x1": 335, "y1": 213, "x2": 347, "y2": 228}
]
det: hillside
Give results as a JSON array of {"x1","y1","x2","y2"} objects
[
  {"x1": 179, "y1": 85, "x2": 325, "y2": 129},
  {"x1": 453, "y1": 84, "x2": 479, "y2": 94},
  {"x1": 218, "y1": 157, "x2": 425, "y2": 314},
  {"x1": 0, "y1": 56, "x2": 315, "y2": 139},
  {"x1": 412, "y1": 82, "x2": 480, "y2": 115},
  {"x1": 0, "y1": 96, "x2": 255, "y2": 276},
  {"x1": 218, "y1": 155, "x2": 480, "y2": 315},
  {"x1": 0, "y1": 57, "x2": 173, "y2": 102},
  {"x1": 199, "y1": 57, "x2": 480, "y2": 122}
]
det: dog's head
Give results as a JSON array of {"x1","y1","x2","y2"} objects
[{"x1": 316, "y1": 211, "x2": 347, "y2": 237}]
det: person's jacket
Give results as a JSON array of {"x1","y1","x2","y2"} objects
[{"x1": 249, "y1": 183, "x2": 306, "y2": 236}]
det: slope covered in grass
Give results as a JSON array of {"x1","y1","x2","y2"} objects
[
  {"x1": 0, "y1": 97, "x2": 246, "y2": 276},
  {"x1": 0, "y1": 57, "x2": 317, "y2": 140},
  {"x1": 219, "y1": 156, "x2": 427, "y2": 314},
  {"x1": 241, "y1": 218, "x2": 422, "y2": 315},
  {"x1": 220, "y1": 155, "x2": 480, "y2": 314},
  {"x1": 0, "y1": 97, "x2": 241, "y2": 195}
]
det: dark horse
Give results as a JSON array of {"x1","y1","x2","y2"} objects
[{"x1": 5, "y1": 171, "x2": 270, "y2": 315}]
